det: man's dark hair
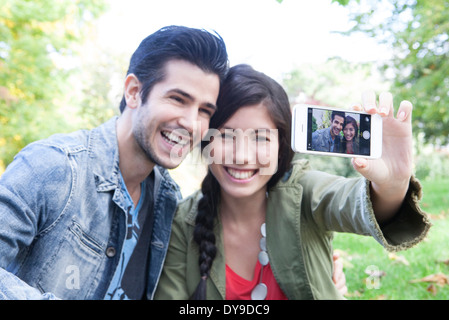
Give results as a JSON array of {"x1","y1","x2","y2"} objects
[
  {"x1": 119, "y1": 25, "x2": 229, "y2": 113},
  {"x1": 331, "y1": 110, "x2": 345, "y2": 122}
]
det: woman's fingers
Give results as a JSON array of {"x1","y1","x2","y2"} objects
[
  {"x1": 361, "y1": 90, "x2": 378, "y2": 114},
  {"x1": 360, "y1": 90, "x2": 412, "y2": 122},
  {"x1": 397, "y1": 100, "x2": 413, "y2": 123},
  {"x1": 378, "y1": 92, "x2": 394, "y2": 118}
]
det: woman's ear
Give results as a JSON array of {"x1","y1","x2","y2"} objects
[{"x1": 123, "y1": 74, "x2": 141, "y2": 110}]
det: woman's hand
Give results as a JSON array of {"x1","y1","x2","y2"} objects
[
  {"x1": 351, "y1": 91, "x2": 413, "y2": 223},
  {"x1": 332, "y1": 252, "x2": 348, "y2": 297}
]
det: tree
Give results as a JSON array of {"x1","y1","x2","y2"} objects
[
  {"x1": 0, "y1": 0, "x2": 107, "y2": 172},
  {"x1": 282, "y1": 57, "x2": 389, "y2": 108},
  {"x1": 71, "y1": 35, "x2": 125, "y2": 130},
  {"x1": 335, "y1": 0, "x2": 449, "y2": 145}
]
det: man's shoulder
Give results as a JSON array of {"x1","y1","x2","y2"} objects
[
  {"x1": 38, "y1": 130, "x2": 89, "y2": 152},
  {"x1": 316, "y1": 127, "x2": 330, "y2": 135},
  {"x1": 312, "y1": 127, "x2": 330, "y2": 141},
  {"x1": 41, "y1": 117, "x2": 117, "y2": 153}
]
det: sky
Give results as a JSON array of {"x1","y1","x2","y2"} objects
[{"x1": 94, "y1": 0, "x2": 391, "y2": 81}]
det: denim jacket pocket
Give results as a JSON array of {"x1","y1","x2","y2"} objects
[
  {"x1": 68, "y1": 220, "x2": 104, "y2": 256},
  {"x1": 35, "y1": 219, "x2": 105, "y2": 299}
]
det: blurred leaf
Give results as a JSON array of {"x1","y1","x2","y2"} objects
[
  {"x1": 388, "y1": 252, "x2": 410, "y2": 266},
  {"x1": 427, "y1": 284, "x2": 438, "y2": 295},
  {"x1": 410, "y1": 273, "x2": 449, "y2": 286}
]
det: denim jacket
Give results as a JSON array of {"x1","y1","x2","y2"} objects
[
  {"x1": 311, "y1": 127, "x2": 341, "y2": 152},
  {"x1": 0, "y1": 117, "x2": 181, "y2": 300}
]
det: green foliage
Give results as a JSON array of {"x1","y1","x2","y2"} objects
[
  {"x1": 415, "y1": 152, "x2": 449, "y2": 181},
  {"x1": 335, "y1": 0, "x2": 449, "y2": 146},
  {"x1": 0, "y1": 0, "x2": 107, "y2": 172},
  {"x1": 282, "y1": 57, "x2": 389, "y2": 108},
  {"x1": 294, "y1": 152, "x2": 359, "y2": 178},
  {"x1": 331, "y1": 0, "x2": 355, "y2": 5},
  {"x1": 73, "y1": 43, "x2": 125, "y2": 129},
  {"x1": 311, "y1": 115, "x2": 317, "y2": 132}
]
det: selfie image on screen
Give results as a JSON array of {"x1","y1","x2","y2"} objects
[{"x1": 307, "y1": 108, "x2": 371, "y2": 156}]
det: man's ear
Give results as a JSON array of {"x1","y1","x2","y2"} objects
[{"x1": 124, "y1": 74, "x2": 141, "y2": 110}]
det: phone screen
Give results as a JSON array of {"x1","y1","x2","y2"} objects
[{"x1": 306, "y1": 107, "x2": 372, "y2": 156}]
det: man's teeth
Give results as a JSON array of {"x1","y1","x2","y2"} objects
[
  {"x1": 162, "y1": 131, "x2": 189, "y2": 146},
  {"x1": 227, "y1": 168, "x2": 256, "y2": 180}
]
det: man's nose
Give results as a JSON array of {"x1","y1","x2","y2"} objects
[{"x1": 178, "y1": 107, "x2": 199, "y2": 133}]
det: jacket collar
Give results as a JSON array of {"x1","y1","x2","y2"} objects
[{"x1": 88, "y1": 117, "x2": 121, "y2": 192}]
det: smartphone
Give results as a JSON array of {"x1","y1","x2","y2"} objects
[{"x1": 291, "y1": 104, "x2": 382, "y2": 159}]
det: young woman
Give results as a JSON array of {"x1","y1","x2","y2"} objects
[
  {"x1": 340, "y1": 115, "x2": 360, "y2": 154},
  {"x1": 154, "y1": 64, "x2": 430, "y2": 300}
]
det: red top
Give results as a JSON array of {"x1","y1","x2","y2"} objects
[{"x1": 225, "y1": 260, "x2": 288, "y2": 300}]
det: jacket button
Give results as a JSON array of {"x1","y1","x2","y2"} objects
[{"x1": 106, "y1": 247, "x2": 116, "y2": 258}]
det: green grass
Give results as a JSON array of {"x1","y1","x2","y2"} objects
[
  {"x1": 420, "y1": 178, "x2": 449, "y2": 216},
  {"x1": 333, "y1": 178, "x2": 449, "y2": 300}
]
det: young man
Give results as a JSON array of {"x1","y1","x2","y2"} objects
[
  {"x1": 311, "y1": 110, "x2": 345, "y2": 152},
  {"x1": 0, "y1": 25, "x2": 229, "y2": 300}
]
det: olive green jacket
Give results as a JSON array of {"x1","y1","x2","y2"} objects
[{"x1": 155, "y1": 159, "x2": 430, "y2": 300}]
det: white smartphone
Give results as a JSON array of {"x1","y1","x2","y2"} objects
[{"x1": 291, "y1": 104, "x2": 382, "y2": 159}]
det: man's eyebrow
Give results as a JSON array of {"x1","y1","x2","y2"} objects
[
  {"x1": 168, "y1": 88, "x2": 217, "y2": 111},
  {"x1": 206, "y1": 102, "x2": 217, "y2": 111},
  {"x1": 168, "y1": 88, "x2": 194, "y2": 100}
]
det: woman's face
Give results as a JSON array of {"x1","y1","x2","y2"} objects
[
  {"x1": 343, "y1": 123, "x2": 356, "y2": 142},
  {"x1": 207, "y1": 103, "x2": 279, "y2": 199}
]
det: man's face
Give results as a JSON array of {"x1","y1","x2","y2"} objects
[
  {"x1": 330, "y1": 115, "x2": 344, "y2": 138},
  {"x1": 132, "y1": 59, "x2": 220, "y2": 169}
]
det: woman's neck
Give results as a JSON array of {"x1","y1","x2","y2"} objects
[
  {"x1": 219, "y1": 187, "x2": 267, "y2": 226},
  {"x1": 219, "y1": 187, "x2": 268, "y2": 281}
]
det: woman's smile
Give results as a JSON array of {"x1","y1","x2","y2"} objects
[{"x1": 225, "y1": 167, "x2": 258, "y2": 181}]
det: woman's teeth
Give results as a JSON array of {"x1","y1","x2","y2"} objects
[
  {"x1": 162, "y1": 131, "x2": 189, "y2": 146},
  {"x1": 226, "y1": 167, "x2": 256, "y2": 180}
]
